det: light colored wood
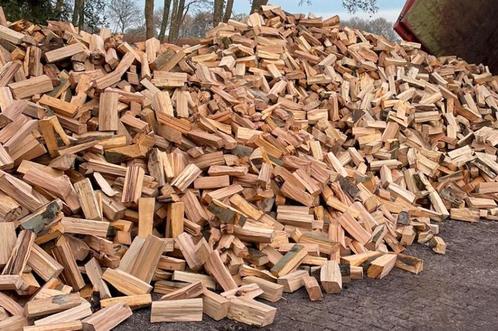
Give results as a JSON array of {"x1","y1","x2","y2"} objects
[
  {"x1": 320, "y1": 260, "x2": 342, "y2": 294},
  {"x1": 128, "y1": 235, "x2": 165, "y2": 283},
  {"x1": 100, "y1": 294, "x2": 152, "y2": 310},
  {"x1": 277, "y1": 270, "x2": 308, "y2": 293},
  {"x1": 367, "y1": 254, "x2": 397, "y2": 279},
  {"x1": 138, "y1": 198, "x2": 155, "y2": 238},
  {"x1": 205, "y1": 250, "x2": 237, "y2": 291},
  {"x1": 82, "y1": 303, "x2": 132, "y2": 331},
  {"x1": 102, "y1": 268, "x2": 152, "y2": 296},
  {"x1": 151, "y1": 298, "x2": 203, "y2": 322},
  {"x1": 171, "y1": 164, "x2": 202, "y2": 192},
  {"x1": 39, "y1": 95, "x2": 78, "y2": 117},
  {"x1": 60, "y1": 217, "x2": 109, "y2": 237},
  {"x1": 172, "y1": 271, "x2": 216, "y2": 290},
  {"x1": 121, "y1": 165, "x2": 144, "y2": 204},
  {"x1": 160, "y1": 281, "x2": 203, "y2": 300},
  {"x1": 167, "y1": 201, "x2": 184, "y2": 238},
  {"x1": 0, "y1": 291, "x2": 24, "y2": 316},
  {"x1": 27, "y1": 243, "x2": 63, "y2": 281},
  {"x1": 98, "y1": 92, "x2": 119, "y2": 131},
  {"x1": 303, "y1": 275, "x2": 323, "y2": 301},
  {"x1": 227, "y1": 298, "x2": 276, "y2": 327},
  {"x1": 74, "y1": 178, "x2": 102, "y2": 220},
  {"x1": 24, "y1": 321, "x2": 83, "y2": 331},
  {"x1": 25, "y1": 293, "x2": 81, "y2": 318},
  {"x1": 45, "y1": 43, "x2": 86, "y2": 63},
  {"x1": 242, "y1": 276, "x2": 283, "y2": 302},
  {"x1": 84, "y1": 258, "x2": 111, "y2": 299},
  {"x1": 0, "y1": 316, "x2": 26, "y2": 330},
  {"x1": 270, "y1": 244, "x2": 307, "y2": 277},
  {"x1": 202, "y1": 289, "x2": 229, "y2": 321},
  {"x1": 0, "y1": 25, "x2": 25, "y2": 44},
  {"x1": 2, "y1": 229, "x2": 35, "y2": 276},
  {"x1": 33, "y1": 301, "x2": 92, "y2": 326},
  {"x1": 0, "y1": 223, "x2": 16, "y2": 267}
]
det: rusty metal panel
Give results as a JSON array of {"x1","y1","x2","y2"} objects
[{"x1": 395, "y1": 0, "x2": 498, "y2": 72}]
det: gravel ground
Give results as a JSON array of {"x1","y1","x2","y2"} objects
[{"x1": 116, "y1": 220, "x2": 498, "y2": 330}]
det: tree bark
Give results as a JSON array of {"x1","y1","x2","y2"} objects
[
  {"x1": 72, "y1": 0, "x2": 83, "y2": 26},
  {"x1": 213, "y1": 0, "x2": 224, "y2": 27},
  {"x1": 250, "y1": 0, "x2": 269, "y2": 14},
  {"x1": 169, "y1": 0, "x2": 184, "y2": 42},
  {"x1": 55, "y1": 0, "x2": 65, "y2": 19},
  {"x1": 222, "y1": 0, "x2": 234, "y2": 23},
  {"x1": 159, "y1": 0, "x2": 172, "y2": 41},
  {"x1": 145, "y1": 0, "x2": 155, "y2": 39},
  {"x1": 77, "y1": 0, "x2": 85, "y2": 29},
  {"x1": 168, "y1": 0, "x2": 178, "y2": 42}
]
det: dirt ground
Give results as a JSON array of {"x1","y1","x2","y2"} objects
[{"x1": 117, "y1": 220, "x2": 498, "y2": 330}]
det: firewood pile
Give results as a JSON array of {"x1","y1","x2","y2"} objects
[{"x1": 0, "y1": 4, "x2": 497, "y2": 329}]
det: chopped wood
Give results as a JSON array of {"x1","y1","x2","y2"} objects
[
  {"x1": 202, "y1": 289, "x2": 229, "y2": 321},
  {"x1": 227, "y1": 298, "x2": 276, "y2": 327},
  {"x1": 25, "y1": 293, "x2": 81, "y2": 318},
  {"x1": 102, "y1": 268, "x2": 153, "y2": 296},
  {"x1": 100, "y1": 294, "x2": 152, "y2": 310},
  {"x1": 82, "y1": 303, "x2": 132, "y2": 331},
  {"x1": 0, "y1": 4, "x2": 494, "y2": 328},
  {"x1": 367, "y1": 254, "x2": 397, "y2": 279},
  {"x1": 242, "y1": 276, "x2": 283, "y2": 302},
  {"x1": 150, "y1": 298, "x2": 203, "y2": 322},
  {"x1": 303, "y1": 275, "x2": 323, "y2": 301},
  {"x1": 320, "y1": 260, "x2": 342, "y2": 294}
]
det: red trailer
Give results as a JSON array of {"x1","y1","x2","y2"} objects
[{"x1": 394, "y1": 0, "x2": 498, "y2": 72}]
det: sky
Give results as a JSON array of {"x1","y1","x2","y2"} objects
[
  {"x1": 232, "y1": 0, "x2": 406, "y2": 22},
  {"x1": 144, "y1": 0, "x2": 406, "y2": 23}
]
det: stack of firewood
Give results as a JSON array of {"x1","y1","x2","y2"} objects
[{"x1": 0, "y1": 4, "x2": 497, "y2": 329}]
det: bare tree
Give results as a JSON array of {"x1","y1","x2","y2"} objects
[
  {"x1": 181, "y1": 11, "x2": 212, "y2": 38},
  {"x1": 168, "y1": 0, "x2": 184, "y2": 41},
  {"x1": 298, "y1": 1, "x2": 378, "y2": 14},
  {"x1": 72, "y1": 0, "x2": 84, "y2": 27},
  {"x1": 342, "y1": 17, "x2": 399, "y2": 41},
  {"x1": 213, "y1": 0, "x2": 234, "y2": 26},
  {"x1": 158, "y1": 0, "x2": 172, "y2": 41},
  {"x1": 108, "y1": 0, "x2": 141, "y2": 33},
  {"x1": 213, "y1": 0, "x2": 223, "y2": 26},
  {"x1": 168, "y1": 0, "x2": 210, "y2": 42},
  {"x1": 145, "y1": 0, "x2": 155, "y2": 38},
  {"x1": 222, "y1": 0, "x2": 234, "y2": 23},
  {"x1": 341, "y1": 0, "x2": 378, "y2": 14}
]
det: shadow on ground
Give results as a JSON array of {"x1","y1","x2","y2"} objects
[{"x1": 116, "y1": 221, "x2": 498, "y2": 330}]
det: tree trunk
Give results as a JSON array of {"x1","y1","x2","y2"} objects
[
  {"x1": 250, "y1": 0, "x2": 269, "y2": 14},
  {"x1": 222, "y1": 0, "x2": 234, "y2": 23},
  {"x1": 159, "y1": 0, "x2": 172, "y2": 41},
  {"x1": 120, "y1": 19, "x2": 126, "y2": 34},
  {"x1": 169, "y1": 0, "x2": 184, "y2": 42},
  {"x1": 213, "y1": 0, "x2": 224, "y2": 27},
  {"x1": 168, "y1": 0, "x2": 178, "y2": 42},
  {"x1": 55, "y1": 0, "x2": 65, "y2": 19},
  {"x1": 77, "y1": 0, "x2": 85, "y2": 29},
  {"x1": 72, "y1": 0, "x2": 83, "y2": 26},
  {"x1": 145, "y1": 0, "x2": 155, "y2": 39}
]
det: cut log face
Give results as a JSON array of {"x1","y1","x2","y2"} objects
[{"x1": 0, "y1": 2, "x2": 495, "y2": 328}]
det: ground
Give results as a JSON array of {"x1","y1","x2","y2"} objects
[{"x1": 117, "y1": 220, "x2": 498, "y2": 330}]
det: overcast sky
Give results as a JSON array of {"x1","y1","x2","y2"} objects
[{"x1": 143, "y1": 0, "x2": 406, "y2": 23}]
